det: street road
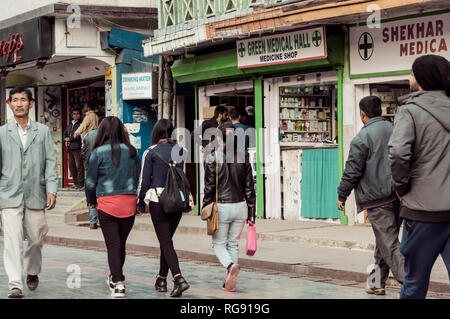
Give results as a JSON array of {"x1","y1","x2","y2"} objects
[{"x1": 0, "y1": 238, "x2": 404, "y2": 300}]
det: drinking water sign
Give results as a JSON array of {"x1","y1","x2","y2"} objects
[
  {"x1": 349, "y1": 11, "x2": 450, "y2": 77},
  {"x1": 122, "y1": 73, "x2": 153, "y2": 100},
  {"x1": 236, "y1": 26, "x2": 327, "y2": 69}
]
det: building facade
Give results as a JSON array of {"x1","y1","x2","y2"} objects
[
  {"x1": 1, "y1": 2, "x2": 158, "y2": 187},
  {"x1": 143, "y1": 0, "x2": 449, "y2": 225}
]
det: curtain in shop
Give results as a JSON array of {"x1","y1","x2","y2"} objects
[{"x1": 301, "y1": 148, "x2": 340, "y2": 219}]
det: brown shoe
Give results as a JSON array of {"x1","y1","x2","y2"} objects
[
  {"x1": 365, "y1": 284, "x2": 386, "y2": 295},
  {"x1": 90, "y1": 223, "x2": 98, "y2": 230}
]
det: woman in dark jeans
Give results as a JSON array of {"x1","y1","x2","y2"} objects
[
  {"x1": 85, "y1": 116, "x2": 141, "y2": 298},
  {"x1": 137, "y1": 119, "x2": 190, "y2": 297}
]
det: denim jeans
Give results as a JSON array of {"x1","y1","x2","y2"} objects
[
  {"x1": 400, "y1": 218, "x2": 450, "y2": 299},
  {"x1": 212, "y1": 201, "x2": 248, "y2": 269},
  {"x1": 89, "y1": 207, "x2": 98, "y2": 224}
]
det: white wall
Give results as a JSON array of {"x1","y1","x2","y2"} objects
[{"x1": 0, "y1": 0, "x2": 157, "y2": 22}]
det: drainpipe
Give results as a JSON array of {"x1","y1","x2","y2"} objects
[
  {"x1": 158, "y1": 57, "x2": 163, "y2": 120},
  {"x1": 0, "y1": 70, "x2": 7, "y2": 126}
]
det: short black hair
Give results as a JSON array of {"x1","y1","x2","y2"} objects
[
  {"x1": 229, "y1": 108, "x2": 241, "y2": 120},
  {"x1": 359, "y1": 96, "x2": 382, "y2": 118},
  {"x1": 9, "y1": 87, "x2": 32, "y2": 101},
  {"x1": 214, "y1": 106, "x2": 228, "y2": 119},
  {"x1": 72, "y1": 107, "x2": 82, "y2": 114}
]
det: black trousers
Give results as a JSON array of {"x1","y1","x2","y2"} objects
[
  {"x1": 149, "y1": 202, "x2": 182, "y2": 278},
  {"x1": 68, "y1": 149, "x2": 84, "y2": 187},
  {"x1": 367, "y1": 200, "x2": 404, "y2": 288},
  {"x1": 98, "y1": 210, "x2": 135, "y2": 283}
]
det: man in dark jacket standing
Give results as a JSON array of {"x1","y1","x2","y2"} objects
[
  {"x1": 389, "y1": 54, "x2": 450, "y2": 299},
  {"x1": 338, "y1": 96, "x2": 404, "y2": 295},
  {"x1": 192, "y1": 105, "x2": 229, "y2": 154},
  {"x1": 64, "y1": 108, "x2": 84, "y2": 189}
]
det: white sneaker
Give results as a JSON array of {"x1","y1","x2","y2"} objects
[
  {"x1": 112, "y1": 281, "x2": 126, "y2": 298},
  {"x1": 106, "y1": 275, "x2": 115, "y2": 292}
]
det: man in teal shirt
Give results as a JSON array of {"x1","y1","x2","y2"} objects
[{"x1": 0, "y1": 87, "x2": 58, "y2": 298}]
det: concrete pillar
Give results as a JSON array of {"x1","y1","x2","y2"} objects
[{"x1": 342, "y1": 27, "x2": 358, "y2": 226}]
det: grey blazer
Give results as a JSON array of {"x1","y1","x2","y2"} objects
[{"x1": 0, "y1": 120, "x2": 58, "y2": 210}]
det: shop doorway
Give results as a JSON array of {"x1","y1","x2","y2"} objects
[
  {"x1": 264, "y1": 71, "x2": 340, "y2": 222},
  {"x1": 197, "y1": 81, "x2": 255, "y2": 209},
  {"x1": 354, "y1": 79, "x2": 410, "y2": 224},
  {"x1": 62, "y1": 79, "x2": 106, "y2": 187}
]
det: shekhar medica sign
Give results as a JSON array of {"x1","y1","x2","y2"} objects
[
  {"x1": 349, "y1": 11, "x2": 450, "y2": 77},
  {"x1": 236, "y1": 26, "x2": 327, "y2": 69}
]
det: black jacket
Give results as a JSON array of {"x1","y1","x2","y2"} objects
[
  {"x1": 203, "y1": 148, "x2": 256, "y2": 219},
  {"x1": 63, "y1": 120, "x2": 82, "y2": 151},
  {"x1": 338, "y1": 117, "x2": 397, "y2": 212},
  {"x1": 389, "y1": 90, "x2": 450, "y2": 222}
]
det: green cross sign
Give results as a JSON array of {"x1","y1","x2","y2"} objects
[
  {"x1": 238, "y1": 43, "x2": 246, "y2": 58},
  {"x1": 312, "y1": 31, "x2": 322, "y2": 47},
  {"x1": 358, "y1": 32, "x2": 374, "y2": 60}
]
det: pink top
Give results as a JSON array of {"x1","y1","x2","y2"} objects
[{"x1": 97, "y1": 194, "x2": 136, "y2": 218}]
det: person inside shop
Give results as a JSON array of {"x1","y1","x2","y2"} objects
[
  {"x1": 244, "y1": 105, "x2": 255, "y2": 128},
  {"x1": 240, "y1": 107, "x2": 250, "y2": 126},
  {"x1": 64, "y1": 108, "x2": 84, "y2": 189},
  {"x1": 74, "y1": 102, "x2": 99, "y2": 140},
  {"x1": 229, "y1": 107, "x2": 255, "y2": 156},
  {"x1": 192, "y1": 105, "x2": 229, "y2": 155},
  {"x1": 337, "y1": 96, "x2": 404, "y2": 296},
  {"x1": 388, "y1": 54, "x2": 450, "y2": 299}
]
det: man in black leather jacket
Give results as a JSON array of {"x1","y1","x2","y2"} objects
[{"x1": 202, "y1": 122, "x2": 256, "y2": 292}]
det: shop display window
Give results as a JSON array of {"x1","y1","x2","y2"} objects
[
  {"x1": 279, "y1": 84, "x2": 334, "y2": 144},
  {"x1": 370, "y1": 83, "x2": 410, "y2": 123}
]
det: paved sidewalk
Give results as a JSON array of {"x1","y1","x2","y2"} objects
[{"x1": 39, "y1": 208, "x2": 450, "y2": 296}]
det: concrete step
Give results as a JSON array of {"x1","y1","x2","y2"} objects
[
  {"x1": 67, "y1": 211, "x2": 378, "y2": 251},
  {"x1": 57, "y1": 188, "x2": 86, "y2": 198}
]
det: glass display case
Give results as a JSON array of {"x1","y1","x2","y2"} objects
[{"x1": 279, "y1": 84, "x2": 334, "y2": 144}]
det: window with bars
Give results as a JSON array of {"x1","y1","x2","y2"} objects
[{"x1": 158, "y1": 0, "x2": 285, "y2": 28}]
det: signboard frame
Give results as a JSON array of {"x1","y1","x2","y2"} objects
[
  {"x1": 121, "y1": 72, "x2": 153, "y2": 100},
  {"x1": 349, "y1": 9, "x2": 450, "y2": 78},
  {"x1": 236, "y1": 25, "x2": 327, "y2": 69}
]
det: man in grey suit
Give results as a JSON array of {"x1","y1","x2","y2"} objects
[{"x1": 0, "y1": 87, "x2": 58, "y2": 298}]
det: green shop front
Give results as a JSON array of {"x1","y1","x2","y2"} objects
[{"x1": 172, "y1": 25, "x2": 347, "y2": 224}]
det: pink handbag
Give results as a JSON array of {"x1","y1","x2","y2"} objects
[{"x1": 246, "y1": 221, "x2": 257, "y2": 257}]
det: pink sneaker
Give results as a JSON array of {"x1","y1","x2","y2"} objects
[{"x1": 224, "y1": 263, "x2": 240, "y2": 292}]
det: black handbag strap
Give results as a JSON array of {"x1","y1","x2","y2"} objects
[
  {"x1": 149, "y1": 149, "x2": 172, "y2": 200},
  {"x1": 150, "y1": 149, "x2": 173, "y2": 166}
]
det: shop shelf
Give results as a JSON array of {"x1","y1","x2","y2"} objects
[
  {"x1": 280, "y1": 118, "x2": 329, "y2": 121},
  {"x1": 280, "y1": 142, "x2": 337, "y2": 148},
  {"x1": 281, "y1": 130, "x2": 328, "y2": 134},
  {"x1": 280, "y1": 94, "x2": 331, "y2": 97},
  {"x1": 279, "y1": 106, "x2": 328, "y2": 109}
]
